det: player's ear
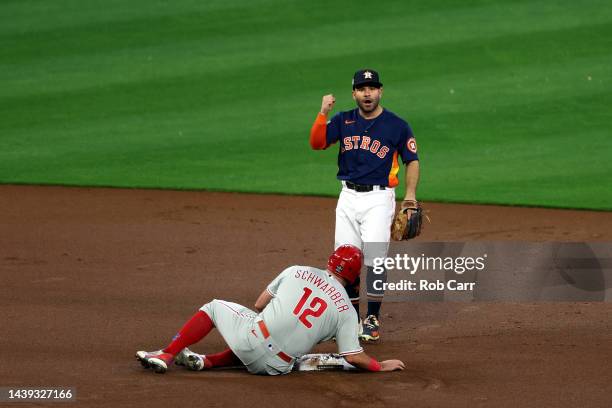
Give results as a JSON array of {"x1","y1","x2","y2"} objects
[
  {"x1": 379, "y1": 86, "x2": 383, "y2": 97},
  {"x1": 352, "y1": 90, "x2": 357, "y2": 101}
]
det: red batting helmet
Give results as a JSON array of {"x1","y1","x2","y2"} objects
[{"x1": 328, "y1": 245, "x2": 363, "y2": 285}]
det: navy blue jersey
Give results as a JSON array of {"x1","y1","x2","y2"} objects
[{"x1": 325, "y1": 109, "x2": 418, "y2": 187}]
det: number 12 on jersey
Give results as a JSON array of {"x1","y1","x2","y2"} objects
[{"x1": 293, "y1": 287, "x2": 328, "y2": 328}]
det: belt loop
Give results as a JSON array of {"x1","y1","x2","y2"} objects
[
  {"x1": 258, "y1": 320, "x2": 270, "y2": 338},
  {"x1": 277, "y1": 351, "x2": 293, "y2": 363}
]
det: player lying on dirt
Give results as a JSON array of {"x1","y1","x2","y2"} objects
[{"x1": 136, "y1": 245, "x2": 405, "y2": 375}]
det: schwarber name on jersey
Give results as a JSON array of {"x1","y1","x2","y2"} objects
[
  {"x1": 261, "y1": 266, "x2": 362, "y2": 359},
  {"x1": 324, "y1": 109, "x2": 418, "y2": 187}
]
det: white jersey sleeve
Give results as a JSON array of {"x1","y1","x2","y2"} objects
[
  {"x1": 335, "y1": 308, "x2": 363, "y2": 356},
  {"x1": 266, "y1": 266, "x2": 294, "y2": 297}
]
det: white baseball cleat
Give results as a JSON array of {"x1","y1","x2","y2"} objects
[
  {"x1": 359, "y1": 315, "x2": 380, "y2": 342},
  {"x1": 135, "y1": 350, "x2": 174, "y2": 374},
  {"x1": 173, "y1": 347, "x2": 191, "y2": 367},
  {"x1": 175, "y1": 347, "x2": 207, "y2": 371},
  {"x1": 186, "y1": 353, "x2": 207, "y2": 371}
]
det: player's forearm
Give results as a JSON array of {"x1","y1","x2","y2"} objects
[
  {"x1": 343, "y1": 351, "x2": 376, "y2": 370},
  {"x1": 404, "y1": 160, "x2": 420, "y2": 201},
  {"x1": 309, "y1": 113, "x2": 328, "y2": 150},
  {"x1": 343, "y1": 351, "x2": 404, "y2": 372},
  {"x1": 254, "y1": 290, "x2": 273, "y2": 312}
]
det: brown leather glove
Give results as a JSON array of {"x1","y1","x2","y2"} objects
[{"x1": 391, "y1": 200, "x2": 423, "y2": 241}]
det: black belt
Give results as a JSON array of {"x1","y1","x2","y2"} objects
[{"x1": 345, "y1": 181, "x2": 387, "y2": 192}]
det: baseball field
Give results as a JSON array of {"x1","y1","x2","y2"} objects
[
  {"x1": 1, "y1": 0, "x2": 612, "y2": 407},
  {"x1": 1, "y1": 186, "x2": 611, "y2": 407},
  {"x1": 1, "y1": 0, "x2": 611, "y2": 208}
]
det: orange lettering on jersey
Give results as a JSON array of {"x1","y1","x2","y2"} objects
[
  {"x1": 360, "y1": 136, "x2": 371, "y2": 150},
  {"x1": 377, "y1": 146, "x2": 389, "y2": 159},
  {"x1": 340, "y1": 135, "x2": 392, "y2": 160},
  {"x1": 370, "y1": 140, "x2": 380, "y2": 154},
  {"x1": 343, "y1": 137, "x2": 352, "y2": 151}
]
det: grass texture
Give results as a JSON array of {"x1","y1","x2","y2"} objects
[{"x1": 1, "y1": 0, "x2": 611, "y2": 209}]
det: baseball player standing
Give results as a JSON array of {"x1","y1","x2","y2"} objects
[
  {"x1": 136, "y1": 245, "x2": 404, "y2": 375},
  {"x1": 309, "y1": 69, "x2": 420, "y2": 341}
]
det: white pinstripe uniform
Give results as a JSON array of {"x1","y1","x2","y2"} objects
[{"x1": 200, "y1": 266, "x2": 362, "y2": 375}]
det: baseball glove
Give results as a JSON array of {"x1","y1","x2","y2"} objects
[{"x1": 391, "y1": 200, "x2": 423, "y2": 241}]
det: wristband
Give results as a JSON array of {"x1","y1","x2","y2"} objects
[{"x1": 367, "y1": 357, "x2": 381, "y2": 372}]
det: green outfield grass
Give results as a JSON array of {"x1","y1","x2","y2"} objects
[{"x1": 1, "y1": 0, "x2": 611, "y2": 209}]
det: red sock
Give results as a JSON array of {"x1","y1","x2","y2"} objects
[
  {"x1": 163, "y1": 310, "x2": 214, "y2": 356},
  {"x1": 206, "y1": 349, "x2": 242, "y2": 368}
]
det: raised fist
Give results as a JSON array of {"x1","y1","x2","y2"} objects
[{"x1": 320, "y1": 94, "x2": 335, "y2": 115}]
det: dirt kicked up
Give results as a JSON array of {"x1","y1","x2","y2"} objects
[{"x1": 1, "y1": 185, "x2": 611, "y2": 408}]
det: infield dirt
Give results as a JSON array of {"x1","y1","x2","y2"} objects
[{"x1": 1, "y1": 185, "x2": 611, "y2": 407}]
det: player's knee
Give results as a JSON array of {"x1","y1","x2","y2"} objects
[{"x1": 199, "y1": 299, "x2": 218, "y2": 316}]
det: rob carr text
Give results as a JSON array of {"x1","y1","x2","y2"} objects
[{"x1": 373, "y1": 279, "x2": 476, "y2": 291}]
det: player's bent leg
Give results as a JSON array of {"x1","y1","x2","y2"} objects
[
  {"x1": 136, "y1": 309, "x2": 215, "y2": 374},
  {"x1": 197, "y1": 299, "x2": 263, "y2": 372},
  {"x1": 163, "y1": 310, "x2": 214, "y2": 355},
  {"x1": 199, "y1": 300, "x2": 257, "y2": 346}
]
